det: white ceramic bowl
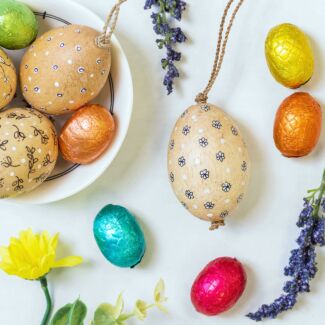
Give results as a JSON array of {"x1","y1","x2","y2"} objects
[{"x1": 4, "y1": 0, "x2": 133, "y2": 204}]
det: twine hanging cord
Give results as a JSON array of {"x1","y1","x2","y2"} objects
[
  {"x1": 195, "y1": 0, "x2": 245, "y2": 104},
  {"x1": 96, "y1": 0, "x2": 127, "y2": 49}
]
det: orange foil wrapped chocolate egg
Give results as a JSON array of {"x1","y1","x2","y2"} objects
[
  {"x1": 59, "y1": 104, "x2": 115, "y2": 164},
  {"x1": 274, "y1": 92, "x2": 322, "y2": 157}
]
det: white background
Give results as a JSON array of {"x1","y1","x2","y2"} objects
[{"x1": 1, "y1": 0, "x2": 325, "y2": 324}]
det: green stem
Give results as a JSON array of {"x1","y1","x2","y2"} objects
[
  {"x1": 40, "y1": 277, "x2": 52, "y2": 325},
  {"x1": 312, "y1": 168, "x2": 325, "y2": 219}
]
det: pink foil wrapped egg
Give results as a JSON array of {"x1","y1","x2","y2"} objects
[{"x1": 191, "y1": 257, "x2": 247, "y2": 316}]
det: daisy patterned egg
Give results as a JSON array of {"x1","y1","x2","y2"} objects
[
  {"x1": 20, "y1": 24, "x2": 111, "y2": 115},
  {"x1": 0, "y1": 108, "x2": 58, "y2": 198},
  {"x1": 0, "y1": 48, "x2": 17, "y2": 109},
  {"x1": 168, "y1": 103, "x2": 250, "y2": 229}
]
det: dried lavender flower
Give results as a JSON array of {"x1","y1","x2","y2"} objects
[
  {"x1": 247, "y1": 169, "x2": 325, "y2": 321},
  {"x1": 145, "y1": 0, "x2": 187, "y2": 94}
]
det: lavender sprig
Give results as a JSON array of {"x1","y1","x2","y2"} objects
[
  {"x1": 144, "y1": 0, "x2": 187, "y2": 94},
  {"x1": 247, "y1": 169, "x2": 325, "y2": 321}
]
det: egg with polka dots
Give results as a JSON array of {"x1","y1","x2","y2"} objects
[
  {"x1": 0, "y1": 108, "x2": 58, "y2": 198},
  {"x1": 20, "y1": 24, "x2": 111, "y2": 115},
  {"x1": 0, "y1": 48, "x2": 17, "y2": 110},
  {"x1": 168, "y1": 103, "x2": 250, "y2": 230}
]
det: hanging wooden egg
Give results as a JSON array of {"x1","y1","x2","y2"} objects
[
  {"x1": 0, "y1": 48, "x2": 17, "y2": 109},
  {"x1": 265, "y1": 23, "x2": 314, "y2": 88},
  {"x1": 168, "y1": 103, "x2": 250, "y2": 230},
  {"x1": 274, "y1": 92, "x2": 322, "y2": 157},
  {"x1": 20, "y1": 24, "x2": 111, "y2": 115},
  {"x1": 0, "y1": 108, "x2": 58, "y2": 198}
]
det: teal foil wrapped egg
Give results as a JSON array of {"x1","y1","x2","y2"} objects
[{"x1": 93, "y1": 205, "x2": 146, "y2": 268}]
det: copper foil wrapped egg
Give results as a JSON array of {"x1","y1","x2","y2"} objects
[
  {"x1": 274, "y1": 92, "x2": 322, "y2": 157},
  {"x1": 59, "y1": 104, "x2": 115, "y2": 164},
  {"x1": 265, "y1": 23, "x2": 314, "y2": 88}
]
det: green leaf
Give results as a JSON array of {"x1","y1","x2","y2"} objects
[
  {"x1": 92, "y1": 304, "x2": 119, "y2": 325},
  {"x1": 50, "y1": 299, "x2": 87, "y2": 325}
]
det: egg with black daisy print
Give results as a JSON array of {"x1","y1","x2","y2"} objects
[
  {"x1": 168, "y1": 103, "x2": 250, "y2": 230},
  {"x1": 20, "y1": 24, "x2": 111, "y2": 115}
]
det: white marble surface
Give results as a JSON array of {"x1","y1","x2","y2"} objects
[{"x1": 1, "y1": 0, "x2": 325, "y2": 324}]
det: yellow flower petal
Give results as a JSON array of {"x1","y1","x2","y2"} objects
[
  {"x1": 53, "y1": 256, "x2": 83, "y2": 268},
  {"x1": 0, "y1": 229, "x2": 83, "y2": 280},
  {"x1": 133, "y1": 300, "x2": 148, "y2": 320}
]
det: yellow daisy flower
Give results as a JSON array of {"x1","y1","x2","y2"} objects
[{"x1": 0, "y1": 228, "x2": 83, "y2": 280}]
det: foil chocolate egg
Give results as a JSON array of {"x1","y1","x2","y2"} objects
[
  {"x1": 168, "y1": 103, "x2": 250, "y2": 230},
  {"x1": 59, "y1": 104, "x2": 115, "y2": 164},
  {"x1": 0, "y1": 48, "x2": 17, "y2": 109},
  {"x1": 20, "y1": 24, "x2": 111, "y2": 115},
  {"x1": 191, "y1": 257, "x2": 247, "y2": 316},
  {"x1": 0, "y1": 107, "x2": 58, "y2": 198},
  {"x1": 265, "y1": 23, "x2": 314, "y2": 88},
  {"x1": 274, "y1": 92, "x2": 322, "y2": 157},
  {"x1": 93, "y1": 204, "x2": 146, "y2": 268}
]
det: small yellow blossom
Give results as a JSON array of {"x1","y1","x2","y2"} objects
[
  {"x1": 154, "y1": 279, "x2": 168, "y2": 312},
  {"x1": 0, "y1": 229, "x2": 83, "y2": 280},
  {"x1": 133, "y1": 300, "x2": 148, "y2": 320}
]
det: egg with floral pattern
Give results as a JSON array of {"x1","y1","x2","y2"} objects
[
  {"x1": 168, "y1": 103, "x2": 250, "y2": 230},
  {"x1": 20, "y1": 24, "x2": 111, "y2": 115},
  {"x1": 0, "y1": 107, "x2": 58, "y2": 198}
]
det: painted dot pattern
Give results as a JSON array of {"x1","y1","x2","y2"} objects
[
  {"x1": 20, "y1": 24, "x2": 111, "y2": 115},
  {"x1": 168, "y1": 103, "x2": 250, "y2": 224}
]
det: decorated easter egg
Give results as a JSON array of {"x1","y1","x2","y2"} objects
[
  {"x1": 0, "y1": 48, "x2": 17, "y2": 109},
  {"x1": 59, "y1": 104, "x2": 115, "y2": 164},
  {"x1": 0, "y1": 0, "x2": 38, "y2": 50},
  {"x1": 93, "y1": 205, "x2": 146, "y2": 268},
  {"x1": 191, "y1": 257, "x2": 247, "y2": 316},
  {"x1": 168, "y1": 103, "x2": 250, "y2": 230},
  {"x1": 0, "y1": 107, "x2": 58, "y2": 198},
  {"x1": 265, "y1": 23, "x2": 314, "y2": 88},
  {"x1": 20, "y1": 24, "x2": 111, "y2": 115},
  {"x1": 274, "y1": 92, "x2": 322, "y2": 157}
]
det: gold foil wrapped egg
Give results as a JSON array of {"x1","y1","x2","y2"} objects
[
  {"x1": 20, "y1": 25, "x2": 111, "y2": 115},
  {"x1": 0, "y1": 48, "x2": 17, "y2": 109},
  {"x1": 168, "y1": 103, "x2": 250, "y2": 230},
  {"x1": 59, "y1": 104, "x2": 115, "y2": 164},
  {"x1": 0, "y1": 107, "x2": 58, "y2": 198},
  {"x1": 265, "y1": 23, "x2": 314, "y2": 88},
  {"x1": 274, "y1": 92, "x2": 322, "y2": 157}
]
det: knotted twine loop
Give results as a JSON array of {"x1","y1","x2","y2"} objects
[
  {"x1": 209, "y1": 219, "x2": 225, "y2": 231},
  {"x1": 95, "y1": 0, "x2": 127, "y2": 49},
  {"x1": 195, "y1": 0, "x2": 245, "y2": 104}
]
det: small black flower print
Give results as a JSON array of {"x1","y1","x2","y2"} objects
[
  {"x1": 216, "y1": 151, "x2": 225, "y2": 162},
  {"x1": 201, "y1": 104, "x2": 210, "y2": 112},
  {"x1": 231, "y1": 126, "x2": 238, "y2": 136},
  {"x1": 169, "y1": 139, "x2": 174, "y2": 150},
  {"x1": 181, "y1": 202, "x2": 188, "y2": 210},
  {"x1": 181, "y1": 110, "x2": 188, "y2": 118},
  {"x1": 237, "y1": 193, "x2": 244, "y2": 203},
  {"x1": 1, "y1": 156, "x2": 20, "y2": 168},
  {"x1": 34, "y1": 172, "x2": 49, "y2": 183},
  {"x1": 0, "y1": 178, "x2": 4, "y2": 188},
  {"x1": 200, "y1": 169, "x2": 210, "y2": 180},
  {"x1": 212, "y1": 120, "x2": 222, "y2": 129},
  {"x1": 26, "y1": 146, "x2": 38, "y2": 178},
  {"x1": 169, "y1": 172, "x2": 174, "y2": 183},
  {"x1": 43, "y1": 154, "x2": 54, "y2": 167},
  {"x1": 182, "y1": 125, "x2": 191, "y2": 136},
  {"x1": 222, "y1": 182, "x2": 232, "y2": 192},
  {"x1": 199, "y1": 137, "x2": 208, "y2": 147},
  {"x1": 178, "y1": 156, "x2": 186, "y2": 167},
  {"x1": 32, "y1": 127, "x2": 49, "y2": 144},
  {"x1": 241, "y1": 161, "x2": 247, "y2": 172},
  {"x1": 220, "y1": 210, "x2": 229, "y2": 218},
  {"x1": 204, "y1": 202, "x2": 215, "y2": 209},
  {"x1": 185, "y1": 190, "x2": 194, "y2": 200},
  {"x1": 0, "y1": 140, "x2": 8, "y2": 151},
  {"x1": 12, "y1": 176, "x2": 24, "y2": 192},
  {"x1": 7, "y1": 112, "x2": 30, "y2": 120}
]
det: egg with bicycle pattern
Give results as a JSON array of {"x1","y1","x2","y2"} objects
[
  {"x1": 168, "y1": 103, "x2": 250, "y2": 230},
  {"x1": 0, "y1": 107, "x2": 58, "y2": 198},
  {"x1": 20, "y1": 24, "x2": 111, "y2": 115}
]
